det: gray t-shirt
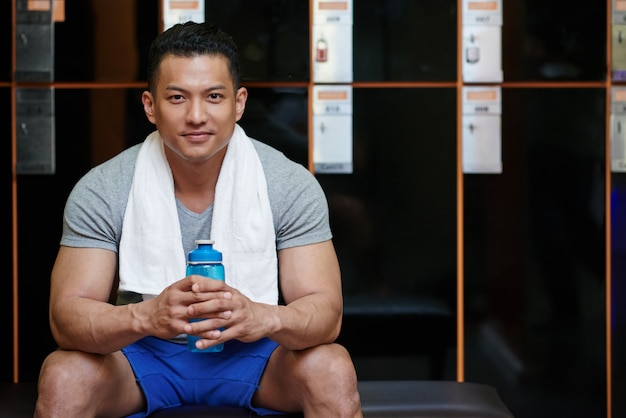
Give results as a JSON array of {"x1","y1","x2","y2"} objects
[{"x1": 61, "y1": 134, "x2": 332, "y2": 270}]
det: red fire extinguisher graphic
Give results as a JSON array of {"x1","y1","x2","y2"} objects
[{"x1": 316, "y1": 35, "x2": 328, "y2": 62}]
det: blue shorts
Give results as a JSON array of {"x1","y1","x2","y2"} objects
[{"x1": 121, "y1": 336, "x2": 283, "y2": 417}]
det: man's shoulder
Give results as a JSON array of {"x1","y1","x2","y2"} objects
[
  {"x1": 87, "y1": 143, "x2": 142, "y2": 179},
  {"x1": 249, "y1": 137, "x2": 283, "y2": 160},
  {"x1": 249, "y1": 137, "x2": 309, "y2": 175},
  {"x1": 98, "y1": 143, "x2": 142, "y2": 170},
  {"x1": 74, "y1": 143, "x2": 141, "y2": 199}
]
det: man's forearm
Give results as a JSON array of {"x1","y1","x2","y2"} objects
[{"x1": 51, "y1": 299, "x2": 150, "y2": 354}]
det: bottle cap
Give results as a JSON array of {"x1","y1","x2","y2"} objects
[
  {"x1": 195, "y1": 239, "x2": 214, "y2": 245},
  {"x1": 188, "y1": 240, "x2": 222, "y2": 262}
]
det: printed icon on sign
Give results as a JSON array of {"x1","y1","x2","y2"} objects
[
  {"x1": 316, "y1": 35, "x2": 328, "y2": 62},
  {"x1": 466, "y1": 34, "x2": 479, "y2": 64}
]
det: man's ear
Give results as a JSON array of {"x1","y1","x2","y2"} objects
[
  {"x1": 142, "y1": 91, "x2": 157, "y2": 124},
  {"x1": 235, "y1": 87, "x2": 248, "y2": 121}
]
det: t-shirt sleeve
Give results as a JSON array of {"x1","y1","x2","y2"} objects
[
  {"x1": 60, "y1": 147, "x2": 137, "y2": 253},
  {"x1": 266, "y1": 155, "x2": 333, "y2": 251}
]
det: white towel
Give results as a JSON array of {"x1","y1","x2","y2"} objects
[{"x1": 119, "y1": 125, "x2": 278, "y2": 305}]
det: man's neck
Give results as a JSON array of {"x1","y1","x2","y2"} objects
[{"x1": 167, "y1": 147, "x2": 226, "y2": 214}]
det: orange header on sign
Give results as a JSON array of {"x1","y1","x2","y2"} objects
[
  {"x1": 466, "y1": 90, "x2": 497, "y2": 101},
  {"x1": 467, "y1": 1, "x2": 498, "y2": 11},
  {"x1": 170, "y1": 1, "x2": 200, "y2": 10},
  {"x1": 318, "y1": 2, "x2": 349, "y2": 10},
  {"x1": 615, "y1": 90, "x2": 626, "y2": 102},
  {"x1": 317, "y1": 90, "x2": 348, "y2": 100}
]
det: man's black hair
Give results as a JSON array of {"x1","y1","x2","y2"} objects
[{"x1": 146, "y1": 21, "x2": 241, "y2": 93}]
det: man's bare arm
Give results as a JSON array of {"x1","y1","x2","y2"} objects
[{"x1": 49, "y1": 246, "x2": 194, "y2": 354}]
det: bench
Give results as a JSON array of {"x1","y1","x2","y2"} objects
[{"x1": 1, "y1": 380, "x2": 514, "y2": 417}]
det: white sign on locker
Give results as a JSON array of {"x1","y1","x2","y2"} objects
[
  {"x1": 462, "y1": 0, "x2": 503, "y2": 83},
  {"x1": 162, "y1": 0, "x2": 205, "y2": 31},
  {"x1": 462, "y1": 86, "x2": 502, "y2": 174},
  {"x1": 313, "y1": 0, "x2": 353, "y2": 83},
  {"x1": 611, "y1": 88, "x2": 626, "y2": 172},
  {"x1": 312, "y1": 85, "x2": 353, "y2": 174}
]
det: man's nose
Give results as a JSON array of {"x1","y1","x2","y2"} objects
[{"x1": 186, "y1": 100, "x2": 208, "y2": 124}]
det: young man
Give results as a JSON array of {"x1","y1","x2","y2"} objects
[{"x1": 34, "y1": 22, "x2": 362, "y2": 417}]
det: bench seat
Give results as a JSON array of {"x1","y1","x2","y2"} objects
[{"x1": 1, "y1": 380, "x2": 514, "y2": 417}]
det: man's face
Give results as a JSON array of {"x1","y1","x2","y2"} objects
[{"x1": 142, "y1": 54, "x2": 247, "y2": 164}]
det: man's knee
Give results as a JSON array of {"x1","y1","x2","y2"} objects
[
  {"x1": 295, "y1": 343, "x2": 359, "y2": 388},
  {"x1": 36, "y1": 350, "x2": 127, "y2": 418},
  {"x1": 37, "y1": 350, "x2": 108, "y2": 399},
  {"x1": 293, "y1": 344, "x2": 361, "y2": 415}
]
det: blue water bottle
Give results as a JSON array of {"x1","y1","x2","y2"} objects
[{"x1": 186, "y1": 239, "x2": 225, "y2": 352}]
